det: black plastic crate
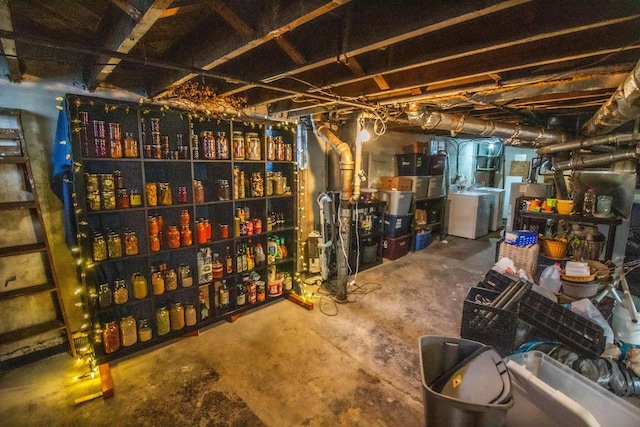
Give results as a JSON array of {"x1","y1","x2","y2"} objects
[
  {"x1": 478, "y1": 270, "x2": 521, "y2": 292},
  {"x1": 461, "y1": 287, "x2": 520, "y2": 357},
  {"x1": 519, "y1": 290, "x2": 606, "y2": 358},
  {"x1": 395, "y1": 153, "x2": 430, "y2": 176}
]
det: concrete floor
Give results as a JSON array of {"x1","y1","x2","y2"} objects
[{"x1": 0, "y1": 234, "x2": 501, "y2": 426}]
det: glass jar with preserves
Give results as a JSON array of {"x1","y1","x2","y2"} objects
[
  {"x1": 196, "y1": 220, "x2": 207, "y2": 244},
  {"x1": 124, "y1": 132, "x2": 139, "y2": 158},
  {"x1": 275, "y1": 136, "x2": 285, "y2": 161},
  {"x1": 107, "y1": 231, "x2": 122, "y2": 259},
  {"x1": 218, "y1": 223, "x2": 229, "y2": 240},
  {"x1": 266, "y1": 172, "x2": 273, "y2": 196},
  {"x1": 131, "y1": 272, "x2": 148, "y2": 299},
  {"x1": 102, "y1": 321, "x2": 120, "y2": 354},
  {"x1": 212, "y1": 253, "x2": 223, "y2": 279},
  {"x1": 124, "y1": 230, "x2": 139, "y2": 256},
  {"x1": 285, "y1": 144, "x2": 293, "y2": 162},
  {"x1": 164, "y1": 268, "x2": 178, "y2": 292},
  {"x1": 94, "y1": 138, "x2": 108, "y2": 158},
  {"x1": 177, "y1": 186, "x2": 188, "y2": 204},
  {"x1": 204, "y1": 219, "x2": 212, "y2": 241},
  {"x1": 145, "y1": 182, "x2": 157, "y2": 206},
  {"x1": 138, "y1": 318, "x2": 152, "y2": 342},
  {"x1": 129, "y1": 188, "x2": 142, "y2": 207},
  {"x1": 185, "y1": 303, "x2": 197, "y2": 326},
  {"x1": 149, "y1": 233, "x2": 160, "y2": 252},
  {"x1": 151, "y1": 266, "x2": 165, "y2": 295},
  {"x1": 120, "y1": 316, "x2": 137, "y2": 347},
  {"x1": 113, "y1": 278, "x2": 129, "y2": 304},
  {"x1": 110, "y1": 139, "x2": 123, "y2": 158},
  {"x1": 251, "y1": 172, "x2": 264, "y2": 197},
  {"x1": 98, "y1": 283, "x2": 112, "y2": 309},
  {"x1": 267, "y1": 136, "x2": 275, "y2": 160},
  {"x1": 180, "y1": 209, "x2": 190, "y2": 227},
  {"x1": 108, "y1": 122, "x2": 122, "y2": 141},
  {"x1": 193, "y1": 180, "x2": 205, "y2": 203},
  {"x1": 178, "y1": 264, "x2": 193, "y2": 287},
  {"x1": 92, "y1": 232, "x2": 107, "y2": 262},
  {"x1": 155, "y1": 306, "x2": 170, "y2": 336},
  {"x1": 148, "y1": 215, "x2": 159, "y2": 236},
  {"x1": 101, "y1": 190, "x2": 116, "y2": 210},
  {"x1": 232, "y1": 131, "x2": 245, "y2": 160},
  {"x1": 167, "y1": 226, "x2": 180, "y2": 249},
  {"x1": 117, "y1": 188, "x2": 130, "y2": 209},
  {"x1": 169, "y1": 302, "x2": 185, "y2": 331},
  {"x1": 216, "y1": 131, "x2": 229, "y2": 159},
  {"x1": 180, "y1": 225, "x2": 192, "y2": 247},
  {"x1": 246, "y1": 132, "x2": 261, "y2": 160},
  {"x1": 159, "y1": 183, "x2": 172, "y2": 205}
]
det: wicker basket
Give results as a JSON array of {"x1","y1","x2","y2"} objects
[
  {"x1": 540, "y1": 238, "x2": 568, "y2": 259},
  {"x1": 498, "y1": 242, "x2": 539, "y2": 279}
]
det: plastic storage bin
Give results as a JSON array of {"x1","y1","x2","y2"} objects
[
  {"x1": 396, "y1": 153, "x2": 430, "y2": 176},
  {"x1": 505, "y1": 351, "x2": 640, "y2": 427},
  {"x1": 419, "y1": 336, "x2": 513, "y2": 427},
  {"x1": 383, "y1": 213, "x2": 413, "y2": 237},
  {"x1": 382, "y1": 234, "x2": 411, "y2": 260},
  {"x1": 405, "y1": 175, "x2": 429, "y2": 198},
  {"x1": 415, "y1": 229, "x2": 432, "y2": 250},
  {"x1": 378, "y1": 190, "x2": 413, "y2": 215},
  {"x1": 429, "y1": 155, "x2": 447, "y2": 175},
  {"x1": 427, "y1": 175, "x2": 444, "y2": 197}
]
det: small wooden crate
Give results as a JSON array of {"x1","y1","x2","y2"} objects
[{"x1": 498, "y1": 242, "x2": 539, "y2": 280}]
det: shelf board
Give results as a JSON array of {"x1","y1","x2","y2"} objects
[
  {"x1": 0, "y1": 156, "x2": 27, "y2": 164},
  {"x1": 82, "y1": 157, "x2": 142, "y2": 162},
  {"x1": 415, "y1": 196, "x2": 445, "y2": 202},
  {"x1": 0, "y1": 320, "x2": 66, "y2": 344},
  {"x1": 86, "y1": 206, "x2": 146, "y2": 215},
  {"x1": 519, "y1": 210, "x2": 623, "y2": 225},
  {"x1": 0, "y1": 242, "x2": 47, "y2": 258},
  {"x1": 0, "y1": 128, "x2": 20, "y2": 139},
  {"x1": 476, "y1": 167, "x2": 499, "y2": 171},
  {"x1": 0, "y1": 283, "x2": 56, "y2": 300},
  {"x1": 0, "y1": 201, "x2": 37, "y2": 211}
]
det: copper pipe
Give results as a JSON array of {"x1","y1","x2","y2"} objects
[
  {"x1": 406, "y1": 107, "x2": 567, "y2": 146},
  {"x1": 582, "y1": 58, "x2": 640, "y2": 136}
]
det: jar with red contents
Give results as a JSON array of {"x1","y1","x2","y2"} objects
[
  {"x1": 180, "y1": 209, "x2": 190, "y2": 227},
  {"x1": 177, "y1": 186, "x2": 188, "y2": 204},
  {"x1": 218, "y1": 223, "x2": 229, "y2": 239},
  {"x1": 196, "y1": 220, "x2": 207, "y2": 244},
  {"x1": 167, "y1": 226, "x2": 180, "y2": 249},
  {"x1": 149, "y1": 234, "x2": 160, "y2": 252},
  {"x1": 148, "y1": 216, "x2": 159, "y2": 236},
  {"x1": 117, "y1": 188, "x2": 130, "y2": 209},
  {"x1": 180, "y1": 225, "x2": 192, "y2": 247},
  {"x1": 204, "y1": 219, "x2": 212, "y2": 240}
]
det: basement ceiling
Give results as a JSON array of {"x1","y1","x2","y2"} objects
[{"x1": 1, "y1": 0, "x2": 640, "y2": 136}]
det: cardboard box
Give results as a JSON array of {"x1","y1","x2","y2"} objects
[
  {"x1": 402, "y1": 141, "x2": 430, "y2": 154},
  {"x1": 379, "y1": 176, "x2": 412, "y2": 191}
]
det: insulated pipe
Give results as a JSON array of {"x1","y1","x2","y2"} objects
[
  {"x1": 582, "y1": 58, "x2": 640, "y2": 136},
  {"x1": 553, "y1": 145, "x2": 640, "y2": 170},
  {"x1": 537, "y1": 133, "x2": 636, "y2": 155},
  {"x1": 311, "y1": 114, "x2": 354, "y2": 302},
  {"x1": 406, "y1": 106, "x2": 568, "y2": 146}
]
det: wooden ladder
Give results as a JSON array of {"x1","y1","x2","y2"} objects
[{"x1": 0, "y1": 108, "x2": 74, "y2": 366}]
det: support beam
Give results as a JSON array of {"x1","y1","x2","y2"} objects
[
  {"x1": 275, "y1": 36, "x2": 306, "y2": 65},
  {"x1": 110, "y1": 0, "x2": 142, "y2": 21},
  {"x1": 160, "y1": 4, "x2": 201, "y2": 19},
  {"x1": 85, "y1": 0, "x2": 172, "y2": 90},
  {"x1": 205, "y1": 0, "x2": 253, "y2": 37},
  {"x1": 0, "y1": 0, "x2": 20, "y2": 82}
]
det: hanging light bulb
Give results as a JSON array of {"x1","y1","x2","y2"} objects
[{"x1": 358, "y1": 118, "x2": 370, "y2": 142}]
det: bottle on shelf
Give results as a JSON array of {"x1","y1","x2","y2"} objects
[
  {"x1": 219, "y1": 280, "x2": 229, "y2": 309},
  {"x1": 199, "y1": 289, "x2": 209, "y2": 320},
  {"x1": 583, "y1": 188, "x2": 596, "y2": 216},
  {"x1": 241, "y1": 243, "x2": 248, "y2": 272},
  {"x1": 236, "y1": 244, "x2": 244, "y2": 273},
  {"x1": 246, "y1": 243, "x2": 254, "y2": 270},
  {"x1": 225, "y1": 246, "x2": 233, "y2": 274},
  {"x1": 212, "y1": 253, "x2": 223, "y2": 279},
  {"x1": 254, "y1": 243, "x2": 266, "y2": 267}
]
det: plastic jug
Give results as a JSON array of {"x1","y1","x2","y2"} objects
[{"x1": 539, "y1": 263, "x2": 561, "y2": 293}]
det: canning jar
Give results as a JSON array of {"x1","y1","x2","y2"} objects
[
  {"x1": 218, "y1": 223, "x2": 229, "y2": 240},
  {"x1": 180, "y1": 209, "x2": 190, "y2": 227},
  {"x1": 120, "y1": 316, "x2": 137, "y2": 347},
  {"x1": 117, "y1": 188, "x2": 130, "y2": 209},
  {"x1": 113, "y1": 278, "x2": 129, "y2": 304},
  {"x1": 193, "y1": 180, "x2": 205, "y2": 203},
  {"x1": 129, "y1": 188, "x2": 142, "y2": 207},
  {"x1": 169, "y1": 302, "x2": 185, "y2": 331},
  {"x1": 232, "y1": 131, "x2": 245, "y2": 160},
  {"x1": 149, "y1": 233, "x2": 160, "y2": 252},
  {"x1": 138, "y1": 318, "x2": 152, "y2": 342},
  {"x1": 110, "y1": 138, "x2": 123, "y2": 158},
  {"x1": 92, "y1": 233, "x2": 107, "y2": 262},
  {"x1": 107, "y1": 231, "x2": 122, "y2": 259},
  {"x1": 101, "y1": 190, "x2": 116, "y2": 210},
  {"x1": 151, "y1": 267, "x2": 165, "y2": 295},
  {"x1": 124, "y1": 132, "x2": 138, "y2": 158},
  {"x1": 124, "y1": 230, "x2": 139, "y2": 256},
  {"x1": 246, "y1": 132, "x2": 261, "y2": 160},
  {"x1": 251, "y1": 172, "x2": 264, "y2": 197},
  {"x1": 167, "y1": 226, "x2": 180, "y2": 249},
  {"x1": 266, "y1": 136, "x2": 275, "y2": 160},
  {"x1": 216, "y1": 131, "x2": 229, "y2": 159},
  {"x1": 102, "y1": 321, "x2": 120, "y2": 354},
  {"x1": 98, "y1": 283, "x2": 112, "y2": 309},
  {"x1": 94, "y1": 138, "x2": 108, "y2": 158},
  {"x1": 285, "y1": 144, "x2": 293, "y2": 161},
  {"x1": 145, "y1": 182, "x2": 157, "y2": 206},
  {"x1": 155, "y1": 306, "x2": 170, "y2": 336},
  {"x1": 177, "y1": 186, "x2": 188, "y2": 204},
  {"x1": 185, "y1": 303, "x2": 197, "y2": 326},
  {"x1": 159, "y1": 183, "x2": 172, "y2": 205},
  {"x1": 178, "y1": 264, "x2": 193, "y2": 287},
  {"x1": 164, "y1": 268, "x2": 178, "y2": 292},
  {"x1": 148, "y1": 215, "x2": 159, "y2": 236},
  {"x1": 180, "y1": 225, "x2": 192, "y2": 247},
  {"x1": 131, "y1": 272, "x2": 148, "y2": 299},
  {"x1": 196, "y1": 220, "x2": 207, "y2": 244}
]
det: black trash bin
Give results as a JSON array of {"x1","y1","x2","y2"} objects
[{"x1": 419, "y1": 336, "x2": 513, "y2": 427}]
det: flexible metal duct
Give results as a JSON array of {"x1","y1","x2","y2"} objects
[
  {"x1": 553, "y1": 145, "x2": 640, "y2": 171},
  {"x1": 537, "y1": 133, "x2": 636, "y2": 155},
  {"x1": 406, "y1": 107, "x2": 568, "y2": 146},
  {"x1": 582, "y1": 58, "x2": 640, "y2": 136}
]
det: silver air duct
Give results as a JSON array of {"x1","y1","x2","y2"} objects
[
  {"x1": 406, "y1": 107, "x2": 568, "y2": 146},
  {"x1": 537, "y1": 133, "x2": 636, "y2": 155},
  {"x1": 311, "y1": 114, "x2": 353, "y2": 302},
  {"x1": 553, "y1": 145, "x2": 640, "y2": 171},
  {"x1": 582, "y1": 58, "x2": 640, "y2": 136}
]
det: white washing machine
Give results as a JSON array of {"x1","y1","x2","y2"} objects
[
  {"x1": 447, "y1": 192, "x2": 492, "y2": 239},
  {"x1": 476, "y1": 187, "x2": 505, "y2": 231}
]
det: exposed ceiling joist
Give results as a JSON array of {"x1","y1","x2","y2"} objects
[
  {"x1": 85, "y1": 0, "x2": 172, "y2": 90},
  {"x1": 110, "y1": 0, "x2": 142, "y2": 21},
  {"x1": 0, "y1": 0, "x2": 20, "y2": 82},
  {"x1": 205, "y1": 0, "x2": 253, "y2": 38},
  {"x1": 160, "y1": 4, "x2": 200, "y2": 19}
]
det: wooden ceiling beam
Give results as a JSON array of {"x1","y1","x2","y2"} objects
[
  {"x1": 110, "y1": 0, "x2": 143, "y2": 21},
  {"x1": 205, "y1": 0, "x2": 253, "y2": 37},
  {"x1": 275, "y1": 36, "x2": 306, "y2": 65},
  {"x1": 160, "y1": 4, "x2": 201, "y2": 19},
  {"x1": 85, "y1": 0, "x2": 173, "y2": 90},
  {"x1": 0, "y1": 0, "x2": 20, "y2": 82}
]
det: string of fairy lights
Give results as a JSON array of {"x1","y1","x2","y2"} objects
[{"x1": 57, "y1": 94, "x2": 306, "y2": 381}]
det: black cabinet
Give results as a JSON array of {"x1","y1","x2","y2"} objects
[{"x1": 68, "y1": 95, "x2": 297, "y2": 364}]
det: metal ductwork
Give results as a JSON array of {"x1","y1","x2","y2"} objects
[
  {"x1": 406, "y1": 106, "x2": 568, "y2": 146},
  {"x1": 537, "y1": 133, "x2": 636, "y2": 155},
  {"x1": 553, "y1": 145, "x2": 640, "y2": 171},
  {"x1": 582, "y1": 58, "x2": 640, "y2": 136},
  {"x1": 310, "y1": 114, "x2": 353, "y2": 302}
]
